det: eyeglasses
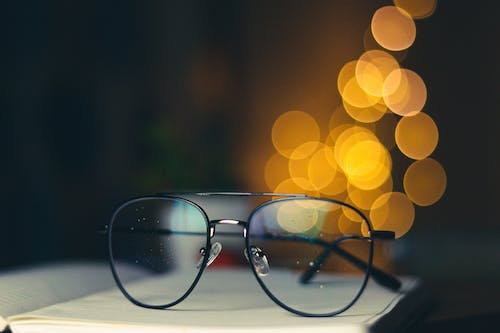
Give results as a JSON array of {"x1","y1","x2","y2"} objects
[{"x1": 107, "y1": 192, "x2": 401, "y2": 317}]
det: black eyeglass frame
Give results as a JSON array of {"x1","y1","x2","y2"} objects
[{"x1": 107, "y1": 192, "x2": 400, "y2": 317}]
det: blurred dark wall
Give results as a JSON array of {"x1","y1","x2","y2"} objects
[{"x1": 0, "y1": 0, "x2": 246, "y2": 266}]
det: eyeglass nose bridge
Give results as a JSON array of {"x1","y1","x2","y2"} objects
[{"x1": 208, "y1": 219, "x2": 248, "y2": 238}]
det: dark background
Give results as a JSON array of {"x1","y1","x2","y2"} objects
[{"x1": 1, "y1": 0, "x2": 498, "y2": 329}]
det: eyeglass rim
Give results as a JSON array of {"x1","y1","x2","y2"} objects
[
  {"x1": 245, "y1": 196, "x2": 374, "y2": 317},
  {"x1": 108, "y1": 195, "x2": 212, "y2": 309},
  {"x1": 108, "y1": 193, "x2": 375, "y2": 316}
]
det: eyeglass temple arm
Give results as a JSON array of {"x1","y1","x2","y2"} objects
[{"x1": 298, "y1": 231, "x2": 401, "y2": 291}]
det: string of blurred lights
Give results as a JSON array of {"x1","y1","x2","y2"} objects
[{"x1": 265, "y1": 1, "x2": 445, "y2": 238}]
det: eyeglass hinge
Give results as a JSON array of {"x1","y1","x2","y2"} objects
[{"x1": 370, "y1": 230, "x2": 395, "y2": 240}]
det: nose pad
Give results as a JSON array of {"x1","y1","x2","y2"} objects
[
  {"x1": 196, "y1": 242, "x2": 222, "y2": 269},
  {"x1": 244, "y1": 245, "x2": 269, "y2": 276}
]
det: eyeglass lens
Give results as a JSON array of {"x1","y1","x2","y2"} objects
[
  {"x1": 246, "y1": 198, "x2": 372, "y2": 316},
  {"x1": 109, "y1": 197, "x2": 209, "y2": 307}
]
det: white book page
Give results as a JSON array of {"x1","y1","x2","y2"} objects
[
  {"x1": 0, "y1": 262, "x2": 114, "y2": 330},
  {"x1": 9, "y1": 268, "x2": 418, "y2": 333}
]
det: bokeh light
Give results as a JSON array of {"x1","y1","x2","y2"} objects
[
  {"x1": 272, "y1": 111, "x2": 320, "y2": 159},
  {"x1": 318, "y1": 169, "x2": 348, "y2": 197},
  {"x1": 370, "y1": 192, "x2": 415, "y2": 238},
  {"x1": 262, "y1": 2, "x2": 441, "y2": 240},
  {"x1": 356, "y1": 50, "x2": 400, "y2": 97},
  {"x1": 348, "y1": 176, "x2": 393, "y2": 210},
  {"x1": 307, "y1": 146, "x2": 338, "y2": 190},
  {"x1": 264, "y1": 152, "x2": 290, "y2": 191},
  {"x1": 383, "y1": 69, "x2": 427, "y2": 116},
  {"x1": 404, "y1": 158, "x2": 447, "y2": 206},
  {"x1": 395, "y1": 112, "x2": 438, "y2": 160},
  {"x1": 334, "y1": 126, "x2": 391, "y2": 190},
  {"x1": 338, "y1": 213, "x2": 361, "y2": 235},
  {"x1": 363, "y1": 27, "x2": 408, "y2": 62},
  {"x1": 328, "y1": 105, "x2": 356, "y2": 130},
  {"x1": 341, "y1": 76, "x2": 381, "y2": 108},
  {"x1": 343, "y1": 99, "x2": 386, "y2": 123},
  {"x1": 288, "y1": 142, "x2": 321, "y2": 190},
  {"x1": 371, "y1": 6, "x2": 416, "y2": 51},
  {"x1": 277, "y1": 200, "x2": 318, "y2": 233},
  {"x1": 341, "y1": 197, "x2": 367, "y2": 223},
  {"x1": 273, "y1": 178, "x2": 319, "y2": 198},
  {"x1": 394, "y1": 0, "x2": 437, "y2": 19}
]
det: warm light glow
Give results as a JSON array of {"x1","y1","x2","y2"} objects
[
  {"x1": 318, "y1": 208, "x2": 343, "y2": 236},
  {"x1": 370, "y1": 192, "x2": 415, "y2": 238},
  {"x1": 264, "y1": 152, "x2": 290, "y2": 191},
  {"x1": 318, "y1": 168, "x2": 348, "y2": 197},
  {"x1": 308, "y1": 146, "x2": 338, "y2": 190},
  {"x1": 288, "y1": 142, "x2": 320, "y2": 190},
  {"x1": 343, "y1": 99, "x2": 387, "y2": 123},
  {"x1": 261, "y1": 1, "x2": 441, "y2": 241},
  {"x1": 363, "y1": 28, "x2": 408, "y2": 62},
  {"x1": 342, "y1": 77, "x2": 381, "y2": 108},
  {"x1": 328, "y1": 106, "x2": 356, "y2": 131},
  {"x1": 277, "y1": 200, "x2": 319, "y2": 233},
  {"x1": 348, "y1": 177, "x2": 393, "y2": 210},
  {"x1": 341, "y1": 198, "x2": 366, "y2": 223},
  {"x1": 356, "y1": 50, "x2": 400, "y2": 97},
  {"x1": 334, "y1": 126, "x2": 378, "y2": 170},
  {"x1": 394, "y1": 0, "x2": 437, "y2": 19},
  {"x1": 334, "y1": 126, "x2": 392, "y2": 190},
  {"x1": 273, "y1": 178, "x2": 319, "y2": 198},
  {"x1": 272, "y1": 111, "x2": 320, "y2": 159},
  {"x1": 371, "y1": 6, "x2": 416, "y2": 51},
  {"x1": 347, "y1": 149, "x2": 391, "y2": 190},
  {"x1": 404, "y1": 158, "x2": 447, "y2": 206},
  {"x1": 383, "y1": 69, "x2": 427, "y2": 116},
  {"x1": 344, "y1": 140, "x2": 384, "y2": 176},
  {"x1": 338, "y1": 61, "x2": 358, "y2": 96},
  {"x1": 338, "y1": 213, "x2": 361, "y2": 235},
  {"x1": 395, "y1": 112, "x2": 438, "y2": 160}
]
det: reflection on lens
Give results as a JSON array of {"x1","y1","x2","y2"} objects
[
  {"x1": 110, "y1": 197, "x2": 208, "y2": 307},
  {"x1": 247, "y1": 198, "x2": 372, "y2": 316}
]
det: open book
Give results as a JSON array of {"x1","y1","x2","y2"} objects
[{"x1": 0, "y1": 262, "x2": 430, "y2": 333}]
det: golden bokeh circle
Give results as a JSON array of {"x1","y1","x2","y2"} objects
[
  {"x1": 273, "y1": 178, "x2": 320, "y2": 199},
  {"x1": 394, "y1": 0, "x2": 437, "y2": 19},
  {"x1": 395, "y1": 112, "x2": 438, "y2": 160},
  {"x1": 288, "y1": 142, "x2": 321, "y2": 189},
  {"x1": 383, "y1": 69, "x2": 427, "y2": 116},
  {"x1": 271, "y1": 111, "x2": 320, "y2": 159},
  {"x1": 343, "y1": 99, "x2": 387, "y2": 123},
  {"x1": 277, "y1": 200, "x2": 319, "y2": 233},
  {"x1": 338, "y1": 61, "x2": 358, "y2": 96},
  {"x1": 342, "y1": 77, "x2": 381, "y2": 108},
  {"x1": 264, "y1": 152, "x2": 290, "y2": 191},
  {"x1": 334, "y1": 126, "x2": 392, "y2": 190},
  {"x1": 334, "y1": 126, "x2": 378, "y2": 170},
  {"x1": 371, "y1": 6, "x2": 416, "y2": 51},
  {"x1": 338, "y1": 213, "x2": 361, "y2": 235},
  {"x1": 370, "y1": 192, "x2": 415, "y2": 238},
  {"x1": 356, "y1": 50, "x2": 400, "y2": 97},
  {"x1": 328, "y1": 106, "x2": 355, "y2": 131},
  {"x1": 404, "y1": 158, "x2": 447, "y2": 206},
  {"x1": 308, "y1": 146, "x2": 338, "y2": 190},
  {"x1": 348, "y1": 176, "x2": 393, "y2": 210},
  {"x1": 363, "y1": 27, "x2": 408, "y2": 62}
]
